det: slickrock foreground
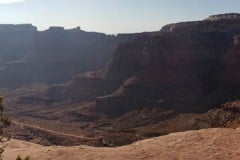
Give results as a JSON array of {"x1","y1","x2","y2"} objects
[{"x1": 3, "y1": 128, "x2": 240, "y2": 160}]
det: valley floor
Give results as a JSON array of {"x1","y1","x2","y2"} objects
[{"x1": 3, "y1": 128, "x2": 240, "y2": 160}]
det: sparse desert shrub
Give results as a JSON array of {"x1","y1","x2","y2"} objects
[
  {"x1": 25, "y1": 156, "x2": 30, "y2": 160},
  {"x1": 0, "y1": 96, "x2": 11, "y2": 160},
  {"x1": 16, "y1": 155, "x2": 30, "y2": 160},
  {"x1": 0, "y1": 96, "x2": 30, "y2": 160},
  {"x1": 16, "y1": 155, "x2": 22, "y2": 160}
]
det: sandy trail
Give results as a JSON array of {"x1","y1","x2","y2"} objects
[{"x1": 12, "y1": 120, "x2": 102, "y2": 140}]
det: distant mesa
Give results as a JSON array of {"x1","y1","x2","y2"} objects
[
  {"x1": 46, "y1": 26, "x2": 82, "y2": 32},
  {"x1": 0, "y1": 24, "x2": 37, "y2": 32},
  {"x1": 0, "y1": 23, "x2": 139, "y2": 88},
  {"x1": 75, "y1": 26, "x2": 81, "y2": 30},
  {"x1": 0, "y1": 24, "x2": 82, "y2": 33},
  {"x1": 68, "y1": 26, "x2": 82, "y2": 32},
  {"x1": 47, "y1": 26, "x2": 65, "y2": 32}
]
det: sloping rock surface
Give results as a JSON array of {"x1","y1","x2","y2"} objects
[{"x1": 3, "y1": 128, "x2": 240, "y2": 160}]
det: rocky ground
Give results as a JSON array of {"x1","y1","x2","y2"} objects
[
  {"x1": 3, "y1": 128, "x2": 240, "y2": 160},
  {"x1": 3, "y1": 84, "x2": 240, "y2": 147}
]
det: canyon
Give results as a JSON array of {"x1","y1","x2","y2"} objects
[{"x1": 1, "y1": 13, "x2": 240, "y2": 159}]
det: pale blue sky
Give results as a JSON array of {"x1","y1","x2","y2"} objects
[{"x1": 0, "y1": 0, "x2": 239, "y2": 34}]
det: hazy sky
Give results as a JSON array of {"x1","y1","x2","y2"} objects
[{"x1": 0, "y1": 0, "x2": 239, "y2": 34}]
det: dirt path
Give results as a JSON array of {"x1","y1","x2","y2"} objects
[{"x1": 12, "y1": 120, "x2": 102, "y2": 140}]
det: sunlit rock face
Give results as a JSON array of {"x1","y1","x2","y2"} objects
[
  {"x1": 207, "y1": 13, "x2": 240, "y2": 21},
  {"x1": 234, "y1": 35, "x2": 240, "y2": 46},
  {"x1": 161, "y1": 13, "x2": 240, "y2": 33}
]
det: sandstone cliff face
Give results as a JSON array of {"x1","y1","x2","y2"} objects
[
  {"x1": 35, "y1": 34, "x2": 151, "y2": 105},
  {"x1": 0, "y1": 24, "x2": 37, "y2": 65},
  {"x1": 45, "y1": 72, "x2": 108, "y2": 102},
  {"x1": 89, "y1": 14, "x2": 240, "y2": 115},
  {"x1": 219, "y1": 36, "x2": 240, "y2": 87}
]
